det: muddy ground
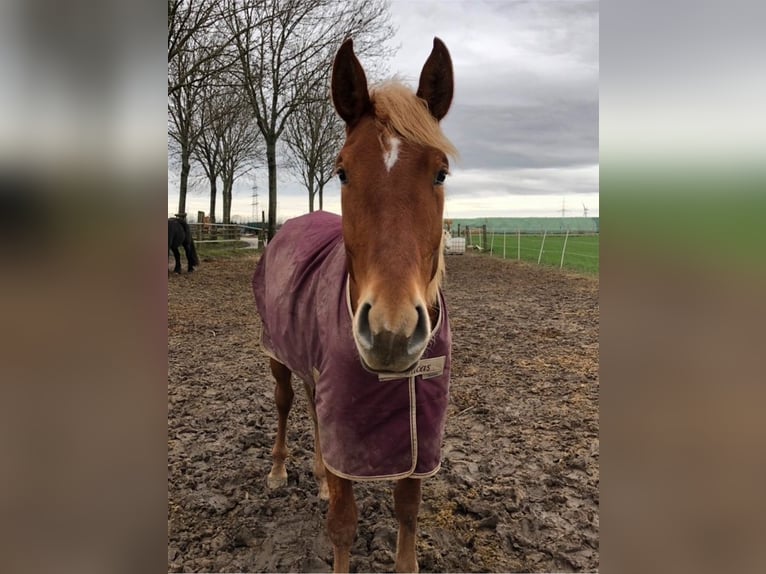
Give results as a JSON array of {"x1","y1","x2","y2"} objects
[{"x1": 168, "y1": 251, "x2": 599, "y2": 573}]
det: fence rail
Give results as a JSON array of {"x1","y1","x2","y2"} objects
[
  {"x1": 186, "y1": 222, "x2": 262, "y2": 243},
  {"x1": 457, "y1": 225, "x2": 599, "y2": 274},
  {"x1": 182, "y1": 220, "x2": 598, "y2": 272}
]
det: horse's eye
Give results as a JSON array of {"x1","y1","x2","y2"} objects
[
  {"x1": 434, "y1": 170, "x2": 448, "y2": 185},
  {"x1": 337, "y1": 168, "x2": 348, "y2": 184}
]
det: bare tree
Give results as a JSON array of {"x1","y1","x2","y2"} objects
[
  {"x1": 185, "y1": 85, "x2": 262, "y2": 224},
  {"x1": 168, "y1": 0, "x2": 233, "y2": 96},
  {"x1": 192, "y1": 85, "x2": 225, "y2": 222},
  {"x1": 217, "y1": 100, "x2": 264, "y2": 224},
  {"x1": 222, "y1": 0, "x2": 394, "y2": 240},
  {"x1": 168, "y1": 49, "x2": 206, "y2": 216},
  {"x1": 192, "y1": 127, "x2": 221, "y2": 222},
  {"x1": 283, "y1": 92, "x2": 344, "y2": 212}
]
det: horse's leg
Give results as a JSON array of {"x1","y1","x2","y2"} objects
[
  {"x1": 303, "y1": 382, "x2": 329, "y2": 500},
  {"x1": 171, "y1": 246, "x2": 182, "y2": 273},
  {"x1": 326, "y1": 469, "x2": 357, "y2": 573},
  {"x1": 267, "y1": 358, "x2": 293, "y2": 489},
  {"x1": 393, "y1": 477, "x2": 422, "y2": 573},
  {"x1": 183, "y1": 242, "x2": 195, "y2": 272}
]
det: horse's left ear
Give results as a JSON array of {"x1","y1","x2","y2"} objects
[{"x1": 417, "y1": 37, "x2": 454, "y2": 121}]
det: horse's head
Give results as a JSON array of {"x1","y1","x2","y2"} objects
[{"x1": 331, "y1": 38, "x2": 456, "y2": 373}]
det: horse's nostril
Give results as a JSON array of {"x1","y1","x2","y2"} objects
[
  {"x1": 356, "y1": 302, "x2": 373, "y2": 350},
  {"x1": 407, "y1": 304, "x2": 430, "y2": 355}
]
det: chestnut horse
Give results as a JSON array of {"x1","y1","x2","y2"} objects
[{"x1": 252, "y1": 38, "x2": 456, "y2": 572}]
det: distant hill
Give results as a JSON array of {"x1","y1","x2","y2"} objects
[{"x1": 447, "y1": 217, "x2": 599, "y2": 233}]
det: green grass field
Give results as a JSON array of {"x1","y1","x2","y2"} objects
[
  {"x1": 195, "y1": 240, "x2": 255, "y2": 260},
  {"x1": 193, "y1": 234, "x2": 600, "y2": 274},
  {"x1": 473, "y1": 232, "x2": 599, "y2": 274}
]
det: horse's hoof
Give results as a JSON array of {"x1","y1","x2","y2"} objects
[{"x1": 267, "y1": 472, "x2": 287, "y2": 490}]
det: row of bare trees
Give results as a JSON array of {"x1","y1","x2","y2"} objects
[{"x1": 168, "y1": 0, "x2": 395, "y2": 238}]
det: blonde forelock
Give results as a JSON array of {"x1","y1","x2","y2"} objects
[{"x1": 369, "y1": 82, "x2": 458, "y2": 160}]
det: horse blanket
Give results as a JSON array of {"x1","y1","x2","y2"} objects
[{"x1": 252, "y1": 211, "x2": 451, "y2": 480}]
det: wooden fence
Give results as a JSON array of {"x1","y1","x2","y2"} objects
[{"x1": 186, "y1": 223, "x2": 251, "y2": 242}]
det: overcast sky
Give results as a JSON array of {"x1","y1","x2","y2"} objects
[{"x1": 169, "y1": 0, "x2": 599, "y2": 221}]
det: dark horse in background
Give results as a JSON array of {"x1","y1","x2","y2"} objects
[{"x1": 168, "y1": 217, "x2": 199, "y2": 273}]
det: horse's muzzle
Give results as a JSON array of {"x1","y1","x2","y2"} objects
[{"x1": 355, "y1": 302, "x2": 430, "y2": 373}]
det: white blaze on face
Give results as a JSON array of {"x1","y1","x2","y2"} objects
[{"x1": 383, "y1": 136, "x2": 400, "y2": 172}]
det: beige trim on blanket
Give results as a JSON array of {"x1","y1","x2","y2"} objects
[
  {"x1": 319, "y1": 371, "x2": 441, "y2": 481},
  {"x1": 260, "y1": 279, "x2": 444, "y2": 481}
]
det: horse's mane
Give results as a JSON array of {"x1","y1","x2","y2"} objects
[
  {"x1": 370, "y1": 81, "x2": 454, "y2": 306},
  {"x1": 370, "y1": 82, "x2": 458, "y2": 160},
  {"x1": 427, "y1": 233, "x2": 446, "y2": 308}
]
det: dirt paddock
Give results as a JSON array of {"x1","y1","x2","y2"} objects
[{"x1": 168, "y1": 251, "x2": 599, "y2": 572}]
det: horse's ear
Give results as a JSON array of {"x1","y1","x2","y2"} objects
[
  {"x1": 332, "y1": 38, "x2": 371, "y2": 127},
  {"x1": 417, "y1": 37, "x2": 454, "y2": 121}
]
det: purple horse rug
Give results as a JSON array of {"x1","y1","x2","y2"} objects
[{"x1": 252, "y1": 211, "x2": 451, "y2": 480}]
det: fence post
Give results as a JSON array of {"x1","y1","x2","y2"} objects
[
  {"x1": 560, "y1": 230, "x2": 570, "y2": 268},
  {"x1": 489, "y1": 231, "x2": 495, "y2": 255},
  {"x1": 482, "y1": 225, "x2": 487, "y2": 251},
  {"x1": 503, "y1": 231, "x2": 506, "y2": 259},
  {"x1": 537, "y1": 230, "x2": 547, "y2": 265},
  {"x1": 465, "y1": 226, "x2": 470, "y2": 248},
  {"x1": 517, "y1": 230, "x2": 520, "y2": 260}
]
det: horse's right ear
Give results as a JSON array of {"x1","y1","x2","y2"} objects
[{"x1": 332, "y1": 38, "x2": 371, "y2": 127}]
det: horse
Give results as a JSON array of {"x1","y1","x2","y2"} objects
[
  {"x1": 168, "y1": 217, "x2": 199, "y2": 273},
  {"x1": 252, "y1": 37, "x2": 456, "y2": 573}
]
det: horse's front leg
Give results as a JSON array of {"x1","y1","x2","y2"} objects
[
  {"x1": 394, "y1": 477, "x2": 422, "y2": 573},
  {"x1": 267, "y1": 358, "x2": 293, "y2": 489},
  {"x1": 303, "y1": 382, "x2": 329, "y2": 500},
  {"x1": 326, "y1": 470, "x2": 357, "y2": 573}
]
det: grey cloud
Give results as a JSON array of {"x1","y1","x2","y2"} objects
[{"x1": 445, "y1": 99, "x2": 598, "y2": 171}]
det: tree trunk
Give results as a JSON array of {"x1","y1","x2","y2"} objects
[
  {"x1": 308, "y1": 178, "x2": 316, "y2": 213},
  {"x1": 208, "y1": 175, "x2": 217, "y2": 223},
  {"x1": 178, "y1": 151, "x2": 191, "y2": 215},
  {"x1": 319, "y1": 184, "x2": 324, "y2": 211},
  {"x1": 266, "y1": 138, "x2": 278, "y2": 240},
  {"x1": 222, "y1": 176, "x2": 232, "y2": 224}
]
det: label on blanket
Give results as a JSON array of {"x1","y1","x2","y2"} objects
[{"x1": 377, "y1": 356, "x2": 446, "y2": 381}]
